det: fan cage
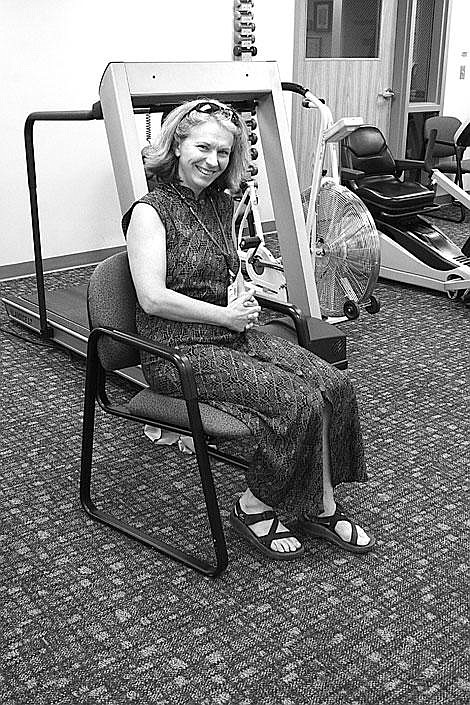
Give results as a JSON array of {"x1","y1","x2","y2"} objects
[{"x1": 301, "y1": 181, "x2": 380, "y2": 317}]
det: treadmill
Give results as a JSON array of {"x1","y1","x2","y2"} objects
[{"x1": 3, "y1": 61, "x2": 347, "y2": 369}]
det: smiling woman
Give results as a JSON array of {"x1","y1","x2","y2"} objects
[{"x1": 122, "y1": 98, "x2": 374, "y2": 561}]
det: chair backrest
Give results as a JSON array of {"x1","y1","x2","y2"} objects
[
  {"x1": 342, "y1": 125, "x2": 397, "y2": 177},
  {"x1": 455, "y1": 119, "x2": 470, "y2": 149},
  {"x1": 87, "y1": 251, "x2": 140, "y2": 370},
  {"x1": 424, "y1": 116, "x2": 462, "y2": 158}
]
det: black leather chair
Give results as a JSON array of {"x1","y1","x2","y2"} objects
[
  {"x1": 341, "y1": 124, "x2": 435, "y2": 218},
  {"x1": 80, "y1": 251, "x2": 323, "y2": 578}
]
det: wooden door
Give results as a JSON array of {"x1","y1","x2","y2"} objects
[{"x1": 292, "y1": 0, "x2": 398, "y2": 189}]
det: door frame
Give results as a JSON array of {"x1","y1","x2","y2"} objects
[{"x1": 388, "y1": 0, "x2": 451, "y2": 157}]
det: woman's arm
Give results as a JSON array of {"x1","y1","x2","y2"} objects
[{"x1": 126, "y1": 203, "x2": 260, "y2": 332}]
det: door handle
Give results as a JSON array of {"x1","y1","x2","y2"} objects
[{"x1": 379, "y1": 88, "x2": 395, "y2": 99}]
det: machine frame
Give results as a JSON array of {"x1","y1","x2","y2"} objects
[
  {"x1": 3, "y1": 61, "x2": 325, "y2": 360},
  {"x1": 99, "y1": 61, "x2": 321, "y2": 317}
]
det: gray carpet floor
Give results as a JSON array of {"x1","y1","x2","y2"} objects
[{"x1": 1, "y1": 205, "x2": 469, "y2": 704}]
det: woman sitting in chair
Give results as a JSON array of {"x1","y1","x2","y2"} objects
[{"x1": 123, "y1": 98, "x2": 375, "y2": 560}]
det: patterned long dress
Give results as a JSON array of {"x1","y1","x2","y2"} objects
[{"x1": 122, "y1": 182, "x2": 368, "y2": 516}]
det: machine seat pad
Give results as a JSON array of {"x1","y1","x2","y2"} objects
[
  {"x1": 127, "y1": 388, "x2": 252, "y2": 439},
  {"x1": 356, "y1": 176, "x2": 434, "y2": 212}
]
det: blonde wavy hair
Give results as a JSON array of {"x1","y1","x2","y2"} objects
[{"x1": 142, "y1": 99, "x2": 250, "y2": 193}]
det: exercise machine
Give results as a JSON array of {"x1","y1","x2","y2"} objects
[
  {"x1": 3, "y1": 62, "x2": 347, "y2": 367},
  {"x1": 341, "y1": 125, "x2": 470, "y2": 303}
]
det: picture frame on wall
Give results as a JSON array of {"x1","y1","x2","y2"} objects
[{"x1": 314, "y1": 1, "x2": 333, "y2": 32}]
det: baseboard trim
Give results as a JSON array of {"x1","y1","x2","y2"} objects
[{"x1": 0, "y1": 245, "x2": 126, "y2": 281}]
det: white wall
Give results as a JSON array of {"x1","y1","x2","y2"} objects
[
  {"x1": 1, "y1": 0, "x2": 296, "y2": 270},
  {"x1": 443, "y1": 0, "x2": 470, "y2": 188},
  {"x1": 443, "y1": 0, "x2": 470, "y2": 122}
]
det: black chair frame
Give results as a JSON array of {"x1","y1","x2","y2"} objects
[
  {"x1": 80, "y1": 295, "x2": 309, "y2": 578},
  {"x1": 425, "y1": 125, "x2": 470, "y2": 224}
]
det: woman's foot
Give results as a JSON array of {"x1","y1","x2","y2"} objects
[
  {"x1": 229, "y1": 490, "x2": 304, "y2": 560},
  {"x1": 299, "y1": 503, "x2": 375, "y2": 553}
]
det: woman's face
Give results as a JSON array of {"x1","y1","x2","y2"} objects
[{"x1": 175, "y1": 119, "x2": 234, "y2": 196}]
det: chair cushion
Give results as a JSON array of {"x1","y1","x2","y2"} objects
[
  {"x1": 356, "y1": 176, "x2": 435, "y2": 213},
  {"x1": 127, "y1": 389, "x2": 252, "y2": 439}
]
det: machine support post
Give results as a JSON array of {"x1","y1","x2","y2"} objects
[
  {"x1": 24, "y1": 115, "x2": 51, "y2": 338},
  {"x1": 257, "y1": 86, "x2": 322, "y2": 318}
]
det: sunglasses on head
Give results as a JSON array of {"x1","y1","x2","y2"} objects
[{"x1": 189, "y1": 101, "x2": 241, "y2": 127}]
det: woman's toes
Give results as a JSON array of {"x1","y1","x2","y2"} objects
[
  {"x1": 271, "y1": 539, "x2": 285, "y2": 552},
  {"x1": 356, "y1": 525, "x2": 370, "y2": 546},
  {"x1": 335, "y1": 520, "x2": 370, "y2": 546},
  {"x1": 271, "y1": 537, "x2": 301, "y2": 553},
  {"x1": 334, "y1": 520, "x2": 352, "y2": 543}
]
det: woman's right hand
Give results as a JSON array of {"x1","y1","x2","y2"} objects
[{"x1": 225, "y1": 287, "x2": 261, "y2": 333}]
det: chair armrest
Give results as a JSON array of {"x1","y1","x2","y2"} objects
[
  {"x1": 395, "y1": 158, "x2": 427, "y2": 170},
  {"x1": 395, "y1": 158, "x2": 433, "y2": 178},
  {"x1": 87, "y1": 326, "x2": 199, "y2": 402},
  {"x1": 255, "y1": 295, "x2": 310, "y2": 349},
  {"x1": 340, "y1": 167, "x2": 365, "y2": 181},
  {"x1": 86, "y1": 327, "x2": 219, "y2": 457},
  {"x1": 432, "y1": 138, "x2": 455, "y2": 148}
]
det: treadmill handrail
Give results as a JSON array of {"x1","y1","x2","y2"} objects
[{"x1": 24, "y1": 109, "x2": 102, "y2": 337}]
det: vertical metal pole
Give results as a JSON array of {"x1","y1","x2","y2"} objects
[
  {"x1": 80, "y1": 331, "x2": 99, "y2": 512},
  {"x1": 176, "y1": 356, "x2": 228, "y2": 576},
  {"x1": 24, "y1": 116, "x2": 52, "y2": 338}
]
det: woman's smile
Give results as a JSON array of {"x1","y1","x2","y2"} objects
[{"x1": 196, "y1": 164, "x2": 218, "y2": 176}]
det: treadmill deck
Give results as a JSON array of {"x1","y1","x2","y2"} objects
[{"x1": 2, "y1": 285, "x2": 146, "y2": 386}]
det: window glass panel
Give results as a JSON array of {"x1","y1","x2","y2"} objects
[
  {"x1": 409, "y1": 0, "x2": 437, "y2": 102},
  {"x1": 306, "y1": 0, "x2": 382, "y2": 59}
]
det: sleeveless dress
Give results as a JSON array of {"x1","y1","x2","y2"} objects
[{"x1": 122, "y1": 182, "x2": 368, "y2": 516}]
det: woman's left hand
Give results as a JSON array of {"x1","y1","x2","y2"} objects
[{"x1": 242, "y1": 290, "x2": 260, "y2": 330}]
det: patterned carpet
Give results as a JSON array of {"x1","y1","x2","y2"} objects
[{"x1": 1, "y1": 205, "x2": 469, "y2": 704}]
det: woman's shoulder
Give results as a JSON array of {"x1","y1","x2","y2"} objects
[
  {"x1": 122, "y1": 183, "x2": 175, "y2": 237},
  {"x1": 141, "y1": 182, "x2": 176, "y2": 206}
]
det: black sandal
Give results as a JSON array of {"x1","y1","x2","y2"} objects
[
  {"x1": 298, "y1": 505, "x2": 375, "y2": 553},
  {"x1": 229, "y1": 499, "x2": 304, "y2": 560}
]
